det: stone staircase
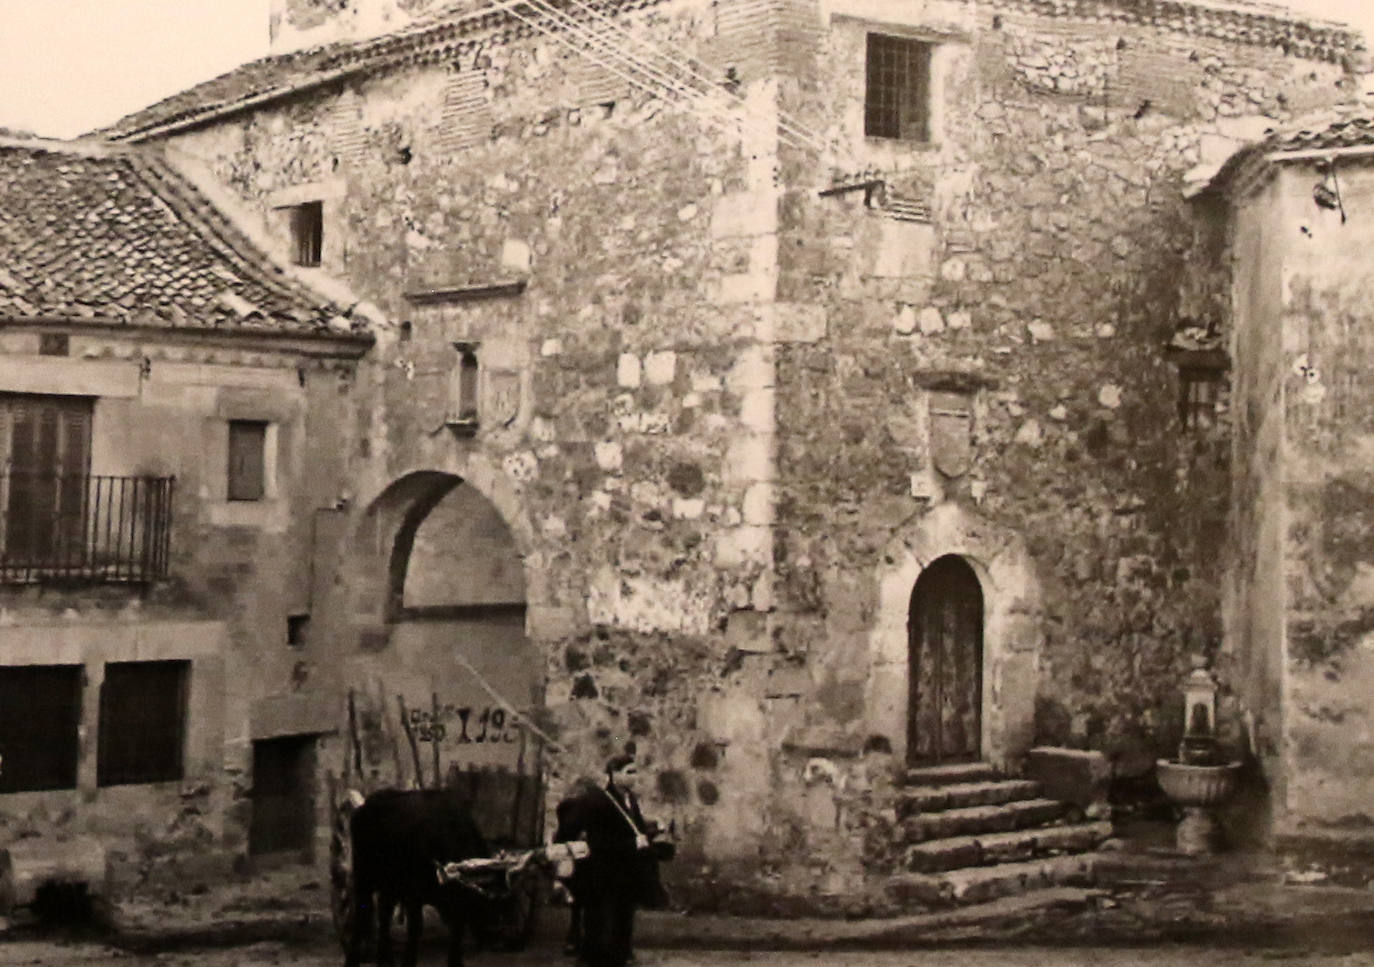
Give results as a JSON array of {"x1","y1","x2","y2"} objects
[{"x1": 884, "y1": 761, "x2": 1113, "y2": 909}]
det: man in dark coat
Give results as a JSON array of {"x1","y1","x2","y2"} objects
[{"x1": 553, "y1": 754, "x2": 666, "y2": 967}]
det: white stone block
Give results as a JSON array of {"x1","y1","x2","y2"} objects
[
  {"x1": 893, "y1": 306, "x2": 917, "y2": 335},
  {"x1": 724, "y1": 434, "x2": 772, "y2": 484},
  {"x1": 727, "y1": 345, "x2": 774, "y2": 392},
  {"x1": 739, "y1": 388, "x2": 774, "y2": 431},
  {"x1": 644, "y1": 350, "x2": 676, "y2": 385},
  {"x1": 617, "y1": 353, "x2": 642, "y2": 388},
  {"x1": 919, "y1": 307, "x2": 945, "y2": 334},
  {"x1": 715, "y1": 525, "x2": 772, "y2": 567},
  {"x1": 717, "y1": 272, "x2": 772, "y2": 305},
  {"x1": 673, "y1": 497, "x2": 706, "y2": 520},
  {"x1": 743, "y1": 481, "x2": 775, "y2": 526},
  {"x1": 594, "y1": 441, "x2": 623, "y2": 472}
]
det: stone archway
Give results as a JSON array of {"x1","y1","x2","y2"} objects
[
  {"x1": 321, "y1": 468, "x2": 545, "y2": 808},
  {"x1": 866, "y1": 503, "x2": 1042, "y2": 770}
]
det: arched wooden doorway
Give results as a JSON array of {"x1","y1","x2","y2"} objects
[{"x1": 907, "y1": 555, "x2": 984, "y2": 766}]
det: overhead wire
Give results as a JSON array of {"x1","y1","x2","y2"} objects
[
  {"x1": 550, "y1": 0, "x2": 836, "y2": 157},
  {"x1": 506, "y1": 0, "x2": 817, "y2": 154}
]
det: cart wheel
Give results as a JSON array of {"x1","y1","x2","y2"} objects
[
  {"x1": 330, "y1": 795, "x2": 365, "y2": 955},
  {"x1": 497, "y1": 868, "x2": 542, "y2": 951}
]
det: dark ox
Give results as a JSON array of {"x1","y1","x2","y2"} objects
[{"x1": 346, "y1": 787, "x2": 490, "y2": 967}]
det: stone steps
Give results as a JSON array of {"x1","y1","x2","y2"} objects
[
  {"x1": 898, "y1": 778, "x2": 1043, "y2": 817},
  {"x1": 899, "y1": 797, "x2": 1069, "y2": 844},
  {"x1": 887, "y1": 852, "x2": 1102, "y2": 908},
  {"x1": 903, "y1": 820, "x2": 1114, "y2": 873},
  {"x1": 903, "y1": 762, "x2": 1000, "y2": 786}
]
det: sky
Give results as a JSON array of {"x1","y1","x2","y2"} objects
[{"x1": 0, "y1": 0, "x2": 1372, "y2": 139}]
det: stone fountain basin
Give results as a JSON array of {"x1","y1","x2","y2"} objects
[{"x1": 1156, "y1": 759, "x2": 1243, "y2": 807}]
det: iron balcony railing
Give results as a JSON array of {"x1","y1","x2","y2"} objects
[{"x1": 0, "y1": 474, "x2": 175, "y2": 585}]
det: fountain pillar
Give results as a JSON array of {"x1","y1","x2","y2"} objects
[{"x1": 1155, "y1": 662, "x2": 1242, "y2": 855}]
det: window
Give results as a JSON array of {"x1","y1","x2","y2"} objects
[
  {"x1": 227, "y1": 420, "x2": 268, "y2": 501},
  {"x1": 287, "y1": 613, "x2": 310, "y2": 648},
  {"x1": 0, "y1": 393, "x2": 92, "y2": 565},
  {"x1": 1178, "y1": 368, "x2": 1222, "y2": 429},
  {"x1": 290, "y1": 201, "x2": 323, "y2": 267},
  {"x1": 865, "y1": 33, "x2": 933, "y2": 142},
  {"x1": 446, "y1": 342, "x2": 480, "y2": 430},
  {"x1": 38, "y1": 332, "x2": 69, "y2": 356},
  {"x1": 97, "y1": 660, "x2": 188, "y2": 786},
  {"x1": 0, "y1": 665, "x2": 82, "y2": 792}
]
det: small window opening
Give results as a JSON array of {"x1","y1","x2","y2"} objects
[
  {"x1": 287, "y1": 613, "x2": 310, "y2": 648},
  {"x1": 865, "y1": 34, "x2": 933, "y2": 142},
  {"x1": 291, "y1": 201, "x2": 324, "y2": 267},
  {"x1": 447, "y1": 342, "x2": 480, "y2": 431},
  {"x1": 228, "y1": 420, "x2": 269, "y2": 501},
  {"x1": 1178, "y1": 368, "x2": 1222, "y2": 429},
  {"x1": 39, "y1": 333, "x2": 70, "y2": 356}
]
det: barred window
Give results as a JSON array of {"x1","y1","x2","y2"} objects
[
  {"x1": 864, "y1": 34, "x2": 933, "y2": 142},
  {"x1": 1178, "y1": 368, "x2": 1222, "y2": 429}
]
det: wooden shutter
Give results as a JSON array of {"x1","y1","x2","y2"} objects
[
  {"x1": 0, "y1": 665, "x2": 82, "y2": 792},
  {"x1": 97, "y1": 660, "x2": 188, "y2": 786},
  {"x1": 228, "y1": 420, "x2": 267, "y2": 501},
  {"x1": 0, "y1": 394, "x2": 92, "y2": 564}
]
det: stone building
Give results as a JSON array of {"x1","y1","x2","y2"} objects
[
  {"x1": 1199, "y1": 109, "x2": 1374, "y2": 857},
  {"x1": 84, "y1": 0, "x2": 1371, "y2": 909},
  {"x1": 0, "y1": 136, "x2": 374, "y2": 891}
]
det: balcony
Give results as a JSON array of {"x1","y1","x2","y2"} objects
[{"x1": 0, "y1": 474, "x2": 174, "y2": 585}]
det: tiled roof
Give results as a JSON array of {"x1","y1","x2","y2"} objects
[
  {"x1": 100, "y1": 0, "x2": 1364, "y2": 142},
  {"x1": 1261, "y1": 107, "x2": 1374, "y2": 153},
  {"x1": 0, "y1": 138, "x2": 370, "y2": 338},
  {"x1": 1197, "y1": 105, "x2": 1374, "y2": 196},
  {"x1": 99, "y1": 0, "x2": 646, "y2": 141}
]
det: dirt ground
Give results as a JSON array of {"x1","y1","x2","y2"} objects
[{"x1": 6, "y1": 939, "x2": 1374, "y2": 967}]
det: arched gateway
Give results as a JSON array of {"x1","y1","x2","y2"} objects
[{"x1": 324, "y1": 469, "x2": 542, "y2": 844}]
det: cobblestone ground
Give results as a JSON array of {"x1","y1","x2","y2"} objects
[{"x1": 6, "y1": 940, "x2": 1374, "y2": 967}]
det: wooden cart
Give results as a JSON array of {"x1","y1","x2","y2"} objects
[{"x1": 327, "y1": 688, "x2": 549, "y2": 955}]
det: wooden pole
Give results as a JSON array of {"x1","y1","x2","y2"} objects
[
  {"x1": 398, "y1": 694, "x2": 425, "y2": 789},
  {"x1": 431, "y1": 691, "x2": 443, "y2": 791}
]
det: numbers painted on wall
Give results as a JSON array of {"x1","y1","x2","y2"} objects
[{"x1": 408, "y1": 705, "x2": 520, "y2": 744}]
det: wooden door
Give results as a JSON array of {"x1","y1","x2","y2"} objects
[
  {"x1": 250, "y1": 736, "x2": 318, "y2": 856},
  {"x1": 907, "y1": 555, "x2": 983, "y2": 765}
]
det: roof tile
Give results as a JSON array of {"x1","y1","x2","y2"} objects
[{"x1": 0, "y1": 139, "x2": 370, "y2": 339}]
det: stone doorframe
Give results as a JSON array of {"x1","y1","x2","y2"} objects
[{"x1": 864, "y1": 502, "x2": 1043, "y2": 771}]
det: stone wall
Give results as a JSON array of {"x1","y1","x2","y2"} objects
[
  {"x1": 768, "y1": 0, "x2": 1353, "y2": 786},
  {"x1": 166, "y1": 0, "x2": 788, "y2": 888},
  {"x1": 150, "y1": 0, "x2": 1364, "y2": 904}
]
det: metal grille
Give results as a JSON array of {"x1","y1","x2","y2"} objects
[
  {"x1": 0, "y1": 474, "x2": 174, "y2": 585},
  {"x1": 865, "y1": 33, "x2": 932, "y2": 142}
]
